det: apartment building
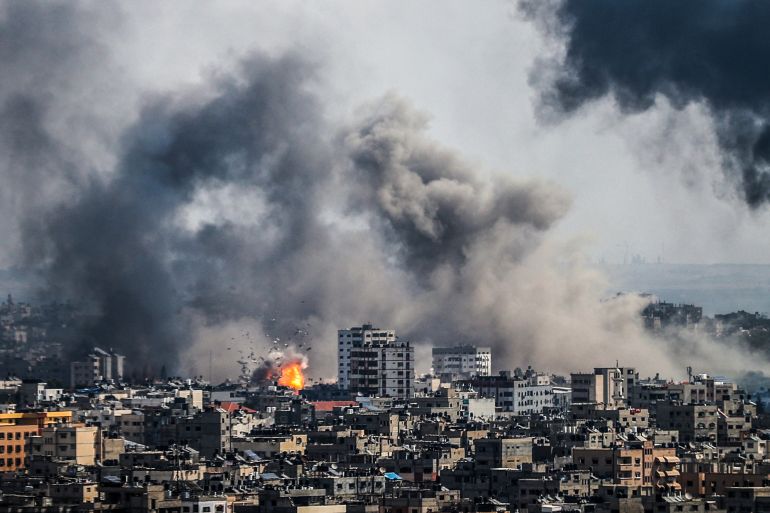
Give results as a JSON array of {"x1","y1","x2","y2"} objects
[
  {"x1": 469, "y1": 369, "x2": 553, "y2": 415},
  {"x1": 572, "y1": 439, "x2": 677, "y2": 488},
  {"x1": 431, "y1": 345, "x2": 491, "y2": 380},
  {"x1": 29, "y1": 424, "x2": 99, "y2": 465},
  {"x1": 338, "y1": 324, "x2": 414, "y2": 399},
  {"x1": 571, "y1": 366, "x2": 637, "y2": 408},
  {"x1": 656, "y1": 403, "x2": 718, "y2": 443},
  {"x1": 337, "y1": 324, "x2": 395, "y2": 390},
  {"x1": 0, "y1": 411, "x2": 73, "y2": 472},
  {"x1": 70, "y1": 347, "x2": 126, "y2": 388},
  {"x1": 474, "y1": 437, "x2": 534, "y2": 471}
]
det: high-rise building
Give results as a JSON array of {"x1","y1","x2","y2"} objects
[
  {"x1": 432, "y1": 345, "x2": 491, "y2": 380},
  {"x1": 337, "y1": 324, "x2": 396, "y2": 389},
  {"x1": 337, "y1": 323, "x2": 414, "y2": 399}
]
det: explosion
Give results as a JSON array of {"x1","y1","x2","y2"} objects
[
  {"x1": 251, "y1": 350, "x2": 308, "y2": 393},
  {"x1": 278, "y1": 361, "x2": 305, "y2": 391}
]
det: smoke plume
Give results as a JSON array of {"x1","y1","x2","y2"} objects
[
  {"x1": 521, "y1": 0, "x2": 770, "y2": 207},
  {"x1": 3, "y1": 1, "x2": 767, "y2": 381}
]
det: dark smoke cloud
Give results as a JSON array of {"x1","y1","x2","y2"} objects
[
  {"x1": 346, "y1": 96, "x2": 568, "y2": 274},
  {"x1": 522, "y1": 0, "x2": 770, "y2": 207},
  {"x1": 0, "y1": 1, "x2": 122, "y2": 265},
  {"x1": 23, "y1": 52, "x2": 331, "y2": 373},
  {"x1": 11, "y1": 34, "x2": 577, "y2": 376},
  {"x1": 6, "y1": 1, "x2": 759, "y2": 381},
  {"x1": 251, "y1": 350, "x2": 307, "y2": 384}
]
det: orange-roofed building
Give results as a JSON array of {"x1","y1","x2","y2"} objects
[
  {"x1": 311, "y1": 401, "x2": 359, "y2": 413},
  {"x1": 216, "y1": 402, "x2": 257, "y2": 414}
]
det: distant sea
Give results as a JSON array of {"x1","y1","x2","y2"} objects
[
  {"x1": 599, "y1": 263, "x2": 770, "y2": 316},
  {"x1": 2, "y1": 264, "x2": 770, "y2": 317}
]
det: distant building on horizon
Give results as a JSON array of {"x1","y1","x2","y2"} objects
[
  {"x1": 571, "y1": 366, "x2": 637, "y2": 409},
  {"x1": 432, "y1": 345, "x2": 491, "y2": 381},
  {"x1": 642, "y1": 300, "x2": 702, "y2": 331},
  {"x1": 70, "y1": 347, "x2": 125, "y2": 388}
]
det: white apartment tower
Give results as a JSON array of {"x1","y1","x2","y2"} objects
[
  {"x1": 432, "y1": 345, "x2": 491, "y2": 380},
  {"x1": 337, "y1": 323, "x2": 414, "y2": 399}
]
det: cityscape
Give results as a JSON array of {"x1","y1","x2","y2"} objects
[
  {"x1": 4, "y1": 1, "x2": 770, "y2": 512},
  {"x1": 0, "y1": 298, "x2": 769, "y2": 512}
]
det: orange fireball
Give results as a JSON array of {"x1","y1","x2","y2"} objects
[{"x1": 278, "y1": 362, "x2": 305, "y2": 391}]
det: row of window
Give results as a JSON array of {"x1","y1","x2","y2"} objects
[{"x1": 0, "y1": 432, "x2": 30, "y2": 440}]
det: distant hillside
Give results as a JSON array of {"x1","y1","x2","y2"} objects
[{"x1": 0, "y1": 268, "x2": 39, "y2": 302}]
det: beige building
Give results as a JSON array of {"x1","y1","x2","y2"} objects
[
  {"x1": 232, "y1": 433, "x2": 307, "y2": 457},
  {"x1": 571, "y1": 367, "x2": 636, "y2": 408},
  {"x1": 573, "y1": 440, "x2": 677, "y2": 488},
  {"x1": 29, "y1": 424, "x2": 99, "y2": 465},
  {"x1": 474, "y1": 437, "x2": 533, "y2": 470}
]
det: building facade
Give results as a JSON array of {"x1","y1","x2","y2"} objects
[
  {"x1": 571, "y1": 366, "x2": 637, "y2": 408},
  {"x1": 70, "y1": 347, "x2": 126, "y2": 388},
  {"x1": 338, "y1": 324, "x2": 414, "y2": 399},
  {"x1": 431, "y1": 345, "x2": 491, "y2": 380},
  {"x1": 469, "y1": 369, "x2": 553, "y2": 415}
]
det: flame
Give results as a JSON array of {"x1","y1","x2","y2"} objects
[{"x1": 278, "y1": 361, "x2": 305, "y2": 391}]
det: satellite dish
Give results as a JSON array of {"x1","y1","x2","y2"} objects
[{"x1": 379, "y1": 467, "x2": 386, "y2": 474}]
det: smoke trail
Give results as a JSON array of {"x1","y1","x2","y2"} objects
[{"x1": 521, "y1": 0, "x2": 770, "y2": 207}]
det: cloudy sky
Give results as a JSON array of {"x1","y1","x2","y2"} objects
[{"x1": 109, "y1": 1, "x2": 770, "y2": 266}]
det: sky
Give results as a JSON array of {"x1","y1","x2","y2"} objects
[
  {"x1": 3, "y1": 1, "x2": 770, "y2": 382},
  {"x1": 109, "y1": 1, "x2": 770, "y2": 266}
]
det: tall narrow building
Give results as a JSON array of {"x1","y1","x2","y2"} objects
[{"x1": 337, "y1": 323, "x2": 414, "y2": 399}]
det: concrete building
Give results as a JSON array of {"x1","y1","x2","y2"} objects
[
  {"x1": 0, "y1": 411, "x2": 72, "y2": 471},
  {"x1": 431, "y1": 345, "x2": 491, "y2": 380},
  {"x1": 337, "y1": 324, "x2": 395, "y2": 390},
  {"x1": 469, "y1": 369, "x2": 553, "y2": 415},
  {"x1": 18, "y1": 380, "x2": 63, "y2": 407},
  {"x1": 0, "y1": 424, "x2": 39, "y2": 472},
  {"x1": 656, "y1": 403, "x2": 718, "y2": 443},
  {"x1": 572, "y1": 439, "x2": 677, "y2": 488},
  {"x1": 339, "y1": 324, "x2": 414, "y2": 399},
  {"x1": 474, "y1": 437, "x2": 534, "y2": 470},
  {"x1": 70, "y1": 347, "x2": 126, "y2": 388},
  {"x1": 571, "y1": 366, "x2": 636, "y2": 408},
  {"x1": 29, "y1": 424, "x2": 99, "y2": 465}
]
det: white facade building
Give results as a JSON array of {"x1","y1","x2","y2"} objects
[
  {"x1": 432, "y1": 345, "x2": 491, "y2": 379},
  {"x1": 337, "y1": 324, "x2": 396, "y2": 390},
  {"x1": 472, "y1": 370, "x2": 553, "y2": 415},
  {"x1": 337, "y1": 324, "x2": 414, "y2": 399}
]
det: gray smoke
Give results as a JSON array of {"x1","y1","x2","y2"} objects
[
  {"x1": 4, "y1": 1, "x2": 765, "y2": 381},
  {"x1": 522, "y1": 0, "x2": 770, "y2": 207}
]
